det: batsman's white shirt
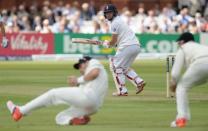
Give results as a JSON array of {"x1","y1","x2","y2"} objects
[
  {"x1": 111, "y1": 16, "x2": 140, "y2": 50},
  {"x1": 171, "y1": 41, "x2": 208, "y2": 82}
]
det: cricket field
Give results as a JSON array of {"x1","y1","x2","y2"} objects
[{"x1": 0, "y1": 60, "x2": 208, "y2": 131}]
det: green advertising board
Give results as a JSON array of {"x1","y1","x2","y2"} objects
[
  {"x1": 55, "y1": 33, "x2": 199, "y2": 55},
  {"x1": 138, "y1": 34, "x2": 199, "y2": 53},
  {"x1": 55, "y1": 33, "x2": 115, "y2": 55}
]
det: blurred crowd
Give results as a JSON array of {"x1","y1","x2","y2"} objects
[{"x1": 1, "y1": 0, "x2": 208, "y2": 34}]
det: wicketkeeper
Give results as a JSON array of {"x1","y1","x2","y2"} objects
[
  {"x1": 170, "y1": 32, "x2": 208, "y2": 128},
  {"x1": 7, "y1": 56, "x2": 108, "y2": 125}
]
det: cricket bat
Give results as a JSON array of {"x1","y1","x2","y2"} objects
[{"x1": 72, "y1": 38, "x2": 103, "y2": 45}]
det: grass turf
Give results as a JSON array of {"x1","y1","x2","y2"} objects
[{"x1": 0, "y1": 60, "x2": 208, "y2": 131}]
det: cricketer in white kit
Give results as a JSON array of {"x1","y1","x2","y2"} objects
[
  {"x1": 0, "y1": 14, "x2": 9, "y2": 48},
  {"x1": 103, "y1": 4, "x2": 146, "y2": 96},
  {"x1": 170, "y1": 32, "x2": 208, "y2": 128},
  {"x1": 7, "y1": 56, "x2": 108, "y2": 125}
]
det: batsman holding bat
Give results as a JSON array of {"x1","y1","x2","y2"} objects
[
  {"x1": 72, "y1": 4, "x2": 145, "y2": 96},
  {"x1": 170, "y1": 32, "x2": 208, "y2": 128},
  {"x1": 7, "y1": 56, "x2": 108, "y2": 125},
  {"x1": 103, "y1": 4, "x2": 145, "y2": 96}
]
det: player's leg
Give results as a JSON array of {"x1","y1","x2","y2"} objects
[
  {"x1": 109, "y1": 58, "x2": 121, "y2": 94},
  {"x1": 171, "y1": 63, "x2": 208, "y2": 127},
  {"x1": 7, "y1": 87, "x2": 91, "y2": 121},
  {"x1": 125, "y1": 68, "x2": 145, "y2": 94},
  {"x1": 110, "y1": 45, "x2": 142, "y2": 96},
  {"x1": 124, "y1": 46, "x2": 145, "y2": 94},
  {"x1": 55, "y1": 106, "x2": 97, "y2": 125},
  {"x1": 110, "y1": 57, "x2": 128, "y2": 96}
]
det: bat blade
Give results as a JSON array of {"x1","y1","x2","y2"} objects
[{"x1": 72, "y1": 38, "x2": 102, "y2": 45}]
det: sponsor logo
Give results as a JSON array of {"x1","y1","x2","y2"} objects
[{"x1": 10, "y1": 34, "x2": 48, "y2": 53}]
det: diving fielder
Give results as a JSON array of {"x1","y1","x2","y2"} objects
[
  {"x1": 103, "y1": 4, "x2": 145, "y2": 96},
  {"x1": 170, "y1": 32, "x2": 208, "y2": 128},
  {"x1": 0, "y1": 14, "x2": 8, "y2": 48},
  {"x1": 7, "y1": 56, "x2": 108, "y2": 125}
]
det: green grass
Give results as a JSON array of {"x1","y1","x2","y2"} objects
[{"x1": 0, "y1": 60, "x2": 208, "y2": 131}]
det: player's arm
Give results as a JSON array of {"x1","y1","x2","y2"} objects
[
  {"x1": 170, "y1": 49, "x2": 185, "y2": 92},
  {"x1": 108, "y1": 33, "x2": 118, "y2": 47},
  {"x1": 77, "y1": 68, "x2": 100, "y2": 84},
  {"x1": 68, "y1": 68, "x2": 100, "y2": 86},
  {"x1": 102, "y1": 21, "x2": 119, "y2": 48},
  {"x1": 102, "y1": 33, "x2": 118, "y2": 48}
]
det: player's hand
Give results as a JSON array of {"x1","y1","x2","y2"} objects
[
  {"x1": 2, "y1": 36, "x2": 9, "y2": 48},
  {"x1": 102, "y1": 40, "x2": 110, "y2": 48},
  {"x1": 170, "y1": 79, "x2": 177, "y2": 92},
  {"x1": 68, "y1": 76, "x2": 78, "y2": 86}
]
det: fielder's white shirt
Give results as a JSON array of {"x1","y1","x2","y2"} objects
[
  {"x1": 110, "y1": 16, "x2": 140, "y2": 50},
  {"x1": 171, "y1": 41, "x2": 208, "y2": 82},
  {"x1": 79, "y1": 59, "x2": 108, "y2": 106}
]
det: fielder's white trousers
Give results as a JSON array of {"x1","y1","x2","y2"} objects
[
  {"x1": 176, "y1": 58, "x2": 208, "y2": 120},
  {"x1": 19, "y1": 87, "x2": 98, "y2": 125}
]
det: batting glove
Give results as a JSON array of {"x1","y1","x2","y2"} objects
[
  {"x1": 102, "y1": 40, "x2": 110, "y2": 48},
  {"x1": 2, "y1": 36, "x2": 9, "y2": 48}
]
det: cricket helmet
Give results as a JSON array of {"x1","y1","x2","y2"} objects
[
  {"x1": 177, "y1": 32, "x2": 195, "y2": 43},
  {"x1": 103, "y1": 4, "x2": 118, "y2": 21}
]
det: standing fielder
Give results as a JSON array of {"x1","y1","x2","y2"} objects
[
  {"x1": 102, "y1": 4, "x2": 145, "y2": 96},
  {"x1": 7, "y1": 56, "x2": 108, "y2": 125},
  {"x1": 0, "y1": 14, "x2": 8, "y2": 48},
  {"x1": 170, "y1": 32, "x2": 208, "y2": 128}
]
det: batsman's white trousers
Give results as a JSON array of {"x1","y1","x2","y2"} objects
[
  {"x1": 19, "y1": 87, "x2": 98, "y2": 125},
  {"x1": 112, "y1": 45, "x2": 140, "y2": 70},
  {"x1": 176, "y1": 58, "x2": 208, "y2": 120},
  {"x1": 109, "y1": 45, "x2": 141, "y2": 92}
]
